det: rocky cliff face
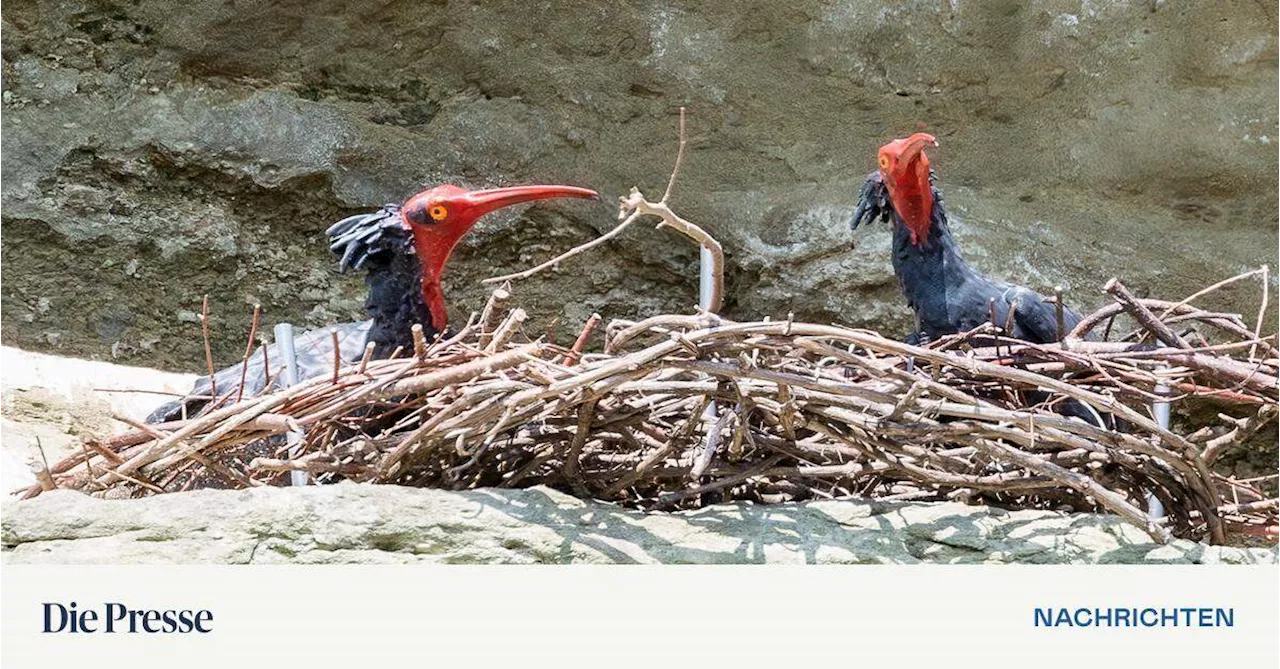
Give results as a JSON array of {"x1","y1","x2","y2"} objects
[{"x1": 3, "y1": 0, "x2": 1276, "y2": 370}]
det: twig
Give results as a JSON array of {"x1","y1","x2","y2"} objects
[
  {"x1": 1251, "y1": 265, "x2": 1269, "y2": 360},
  {"x1": 261, "y1": 333, "x2": 273, "y2": 390},
  {"x1": 659, "y1": 455, "x2": 784, "y2": 506},
  {"x1": 478, "y1": 288, "x2": 512, "y2": 347},
  {"x1": 1054, "y1": 286, "x2": 1065, "y2": 342},
  {"x1": 691, "y1": 403, "x2": 732, "y2": 479},
  {"x1": 1203, "y1": 404, "x2": 1278, "y2": 464},
  {"x1": 965, "y1": 432, "x2": 1171, "y2": 543},
  {"x1": 481, "y1": 107, "x2": 724, "y2": 315},
  {"x1": 34, "y1": 437, "x2": 56, "y2": 492},
  {"x1": 93, "y1": 388, "x2": 194, "y2": 397},
  {"x1": 661, "y1": 107, "x2": 687, "y2": 203},
  {"x1": 1104, "y1": 278, "x2": 1191, "y2": 349},
  {"x1": 1218, "y1": 499, "x2": 1278, "y2": 515},
  {"x1": 1070, "y1": 298, "x2": 1277, "y2": 356},
  {"x1": 237, "y1": 304, "x2": 262, "y2": 402},
  {"x1": 618, "y1": 189, "x2": 725, "y2": 314},
  {"x1": 485, "y1": 309, "x2": 527, "y2": 353},
  {"x1": 563, "y1": 313, "x2": 602, "y2": 366},
  {"x1": 563, "y1": 399, "x2": 598, "y2": 496},
  {"x1": 358, "y1": 342, "x2": 376, "y2": 375},
  {"x1": 411, "y1": 324, "x2": 427, "y2": 359},
  {"x1": 201, "y1": 295, "x2": 218, "y2": 398},
  {"x1": 331, "y1": 329, "x2": 342, "y2": 383},
  {"x1": 1157, "y1": 266, "x2": 1269, "y2": 321},
  {"x1": 483, "y1": 211, "x2": 647, "y2": 285}
]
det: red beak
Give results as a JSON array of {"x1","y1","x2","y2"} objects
[
  {"x1": 879, "y1": 133, "x2": 938, "y2": 246},
  {"x1": 457, "y1": 185, "x2": 600, "y2": 219},
  {"x1": 403, "y1": 184, "x2": 599, "y2": 329}
]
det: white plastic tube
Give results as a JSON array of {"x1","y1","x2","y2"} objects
[
  {"x1": 1147, "y1": 381, "x2": 1170, "y2": 520},
  {"x1": 274, "y1": 323, "x2": 308, "y2": 487}
]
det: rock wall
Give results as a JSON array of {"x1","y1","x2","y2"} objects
[{"x1": 3, "y1": 0, "x2": 1277, "y2": 371}]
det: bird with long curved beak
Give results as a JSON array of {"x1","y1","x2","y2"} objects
[
  {"x1": 395, "y1": 184, "x2": 599, "y2": 333},
  {"x1": 850, "y1": 132, "x2": 1086, "y2": 346},
  {"x1": 148, "y1": 183, "x2": 599, "y2": 423},
  {"x1": 872, "y1": 132, "x2": 938, "y2": 246},
  {"x1": 849, "y1": 133, "x2": 1112, "y2": 431}
]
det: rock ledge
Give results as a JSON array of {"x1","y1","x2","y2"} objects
[{"x1": 3, "y1": 484, "x2": 1273, "y2": 565}]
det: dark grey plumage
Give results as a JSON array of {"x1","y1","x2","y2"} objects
[
  {"x1": 146, "y1": 207, "x2": 430, "y2": 424},
  {"x1": 851, "y1": 172, "x2": 1109, "y2": 428},
  {"x1": 850, "y1": 171, "x2": 1082, "y2": 345},
  {"x1": 328, "y1": 205, "x2": 434, "y2": 358}
]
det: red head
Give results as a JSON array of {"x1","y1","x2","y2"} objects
[
  {"x1": 876, "y1": 133, "x2": 938, "y2": 246},
  {"x1": 400, "y1": 184, "x2": 598, "y2": 328}
]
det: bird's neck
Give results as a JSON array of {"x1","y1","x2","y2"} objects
[
  {"x1": 362, "y1": 249, "x2": 437, "y2": 358},
  {"x1": 891, "y1": 199, "x2": 976, "y2": 332}
]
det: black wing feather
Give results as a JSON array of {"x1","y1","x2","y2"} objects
[
  {"x1": 148, "y1": 205, "x2": 412, "y2": 424},
  {"x1": 1008, "y1": 287, "x2": 1086, "y2": 344},
  {"x1": 849, "y1": 172, "x2": 889, "y2": 231},
  {"x1": 327, "y1": 205, "x2": 411, "y2": 274}
]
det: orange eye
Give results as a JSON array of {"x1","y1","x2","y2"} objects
[
  {"x1": 878, "y1": 155, "x2": 890, "y2": 170},
  {"x1": 428, "y1": 205, "x2": 448, "y2": 221}
]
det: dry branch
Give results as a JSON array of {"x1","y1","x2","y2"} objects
[
  {"x1": 482, "y1": 107, "x2": 723, "y2": 313},
  {"x1": 18, "y1": 277, "x2": 1277, "y2": 547}
]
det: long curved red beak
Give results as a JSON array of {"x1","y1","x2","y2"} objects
[
  {"x1": 406, "y1": 184, "x2": 599, "y2": 330},
  {"x1": 879, "y1": 133, "x2": 937, "y2": 246},
  {"x1": 457, "y1": 185, "x2": 599, "y2": 219}
]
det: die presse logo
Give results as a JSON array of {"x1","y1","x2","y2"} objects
[{"x1": 42, "y1": 601, "x2": 213, "y2": 634}]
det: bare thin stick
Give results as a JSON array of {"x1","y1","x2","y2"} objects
[
  {"x1": 201, "y1": 295, "x2": 218, "y2": 398},
  {"x1": 93, "y1": 388, "x2": 192, "y2": 397},
  {"x1": 1203, "y1": 404, "x2": 1278, "y2": 465},
  {"x1": 485, "y1": 309, "x2": 528, "y2": 353},
  {"x1": 478, "y1": 288, "x2": 512, "y2": 346},
  {"x1": 1251, "y1": 265, "x2": 1269, "y2": 360},
  {"x1": 563, "y1": 399, "x2": 598, "y2": 496},
  {"x1": 619, "y1": 189, "x2": 725, "y2": 314},
  {"x1": 1157, "y1": 267, "x2": 1269, "y2": 321},
  {"x1": 1105, "y1": 278, "x2": 1191, "y2": 349},
  {"x1": 483, "y1": 211, "x2": 647, "y2": 285},
  {"x1": 481, "y1": 106, "x2": 722, "y2": 317},
  {"x1": 564, "y1": 313, "x2": 602, "y2": 366},
  {"x1": 1218, "y1": 499, "x2": 1279, "y2": 515},
  {"x1": 411, "y1": 324, "x2": 427, "y2": 359},
  {"x1": 358, "y1": 342, "x2": 376, "y2": 375},
  {"x1": 34, "y1": 437, "x2": 55, "y2": 492},
  {"x1": 661, "y1": 107, "x2": 687, "y2": 203},
  {"x1": 331, "y1": 329, "x2": 342, "y2": 383},
  {"x1": 236, "y1": 304, "x2": 262, "y2": 402},
  {"x1": 691, "y1": 405, "x2": 733, "y2": 479},
  {"x1": 79, "y1": 442, "x2": 101, "y2": 488},
  {"x1": 261, "y1": 334, "x2": 273, "y2": 389},
  {"x1": 1054, "y1": 286, "x2": 1065, "y2": 342},
  {"x1": 1003, "y1": 299, "x2": 1018, "y2": 334}
]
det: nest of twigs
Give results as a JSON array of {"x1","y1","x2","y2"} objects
[{"x1": 19, "y1": 278, "x2": 1279, "y2": 545}]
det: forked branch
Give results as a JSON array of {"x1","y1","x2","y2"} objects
[{"x1": 483, "y1": 108, "x2": 724, "y2": 314}]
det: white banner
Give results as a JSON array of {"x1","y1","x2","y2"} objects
[{"x1": 2, "y1": 565, "x2": 1276, "y2": 667}]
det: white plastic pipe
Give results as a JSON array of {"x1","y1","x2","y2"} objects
[
  {"x1": 1147, "y1": 381, "x2": 1170, "y2": 520},
  {"x1": 699, "y1": 245, "x2": 715, "y2": 312},
  {"x1": 273, "y1": 323, "x2": 308, "y2": 487},
  {"x1": 698, "y1": 245, "x2": 720, "y2": 461}
]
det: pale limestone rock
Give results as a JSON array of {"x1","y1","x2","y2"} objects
[{"x1": 4, "y1": 484, "x2": 1273, "y2": 565}]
